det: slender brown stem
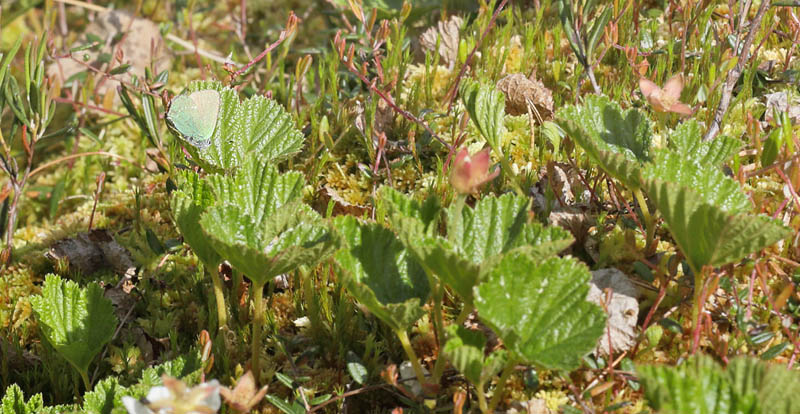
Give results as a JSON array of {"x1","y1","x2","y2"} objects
[
  {"x1": 703, "y1": 0, "x2": 772, "y2": 141},
  {"x1": 444, "y1": 0, "x2": 510, "y2": 110}
]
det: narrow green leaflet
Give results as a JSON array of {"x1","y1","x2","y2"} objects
[
  {"x1": 29, "y1": 275, "x2": 117, "y2": 383},
  {"x1": 474, "y1": 254, "x2": 605, "y2": 370},
  {"x1": 556, "y1": 95, "x2": 651, "y2": 189},
  {"x1": 200, "y1": 203, "x2": 338, "y2": 286},
  {"x1": 207, "y1": 160, "x2": 304, "y2": 227},
  {"x1": 171, "y1": 170, "x2": 220, "y2": 267},
  {"x1": 460, "y1": 80, "x2": 506, "y2": 150},
  {"x1": 171, "y1": 81, "x2": 303, "y2": 172},
  {"x1": 667, "y1": 120, "x2": 740, "y2": 168},
  {"x1": 638, "y1": 355, "x2": 800, "y2": 414},
  {"x1": 333, "y1": 216, "x2": 430, "y2": 332}
]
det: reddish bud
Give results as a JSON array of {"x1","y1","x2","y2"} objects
[{"x1": 450, "y1": 148, "x2": 499, "y2": 194}]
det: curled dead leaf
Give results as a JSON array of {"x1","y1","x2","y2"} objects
[{"x1": 496, "y1": 73, "x2": 554, "y2": 119}]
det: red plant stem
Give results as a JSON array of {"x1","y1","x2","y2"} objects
[
  {"x1": 52, "y1": 97, "x2": 126, "y2": 117},
  {"x1": 444, "y1": 0, "x2": 509, "y2": 110},
  {"x1": 340, "y1": 60, "x2": 451, "y2": 151},
  {"x1": 231, "y1": 13, "x2": 296, "y2": 79},
  {"x1": 631, "y1": 272, "x2": 671, "y2": 356},
  {"x1": 775, "y1": 168, "x2": 800, "y2": 214}
]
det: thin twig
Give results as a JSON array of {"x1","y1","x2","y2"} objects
[
  {"x1": 444, "y1": 0, "x2": 510, "y2": 110},
  {"x1": 703, "y1": 0, "x2": 772, "y2": 141}
]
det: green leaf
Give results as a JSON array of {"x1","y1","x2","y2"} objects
[
  {"x1": 200, "y1": 202, "x2": 339, "y2": 287},
  {"x1": 389, "y1": 193, "x2": 572, "y2": 306},
  {"x1": 644, "y1": 152, "x2": 750, "y2": 214},
  {"x1": 171, "y1": 170, "x2": 221, "y2": 267},
  {"x1": 643, "y1": 159, "x2": 789, "y2": 271},
  {"x1": 460, "y1": 80, "x2": 506, "y2": 150},
  {"x1": 442, "y1": 325, "x2": 507, "y2": 386},
  {"x1": 29, "y1": 275, "x2": 117, "y2": 378},
  {"x1": 556, "y1": 0, "x2": 587, "y2": 67},
  {"x1": 638, "y1": 355, "x2": 800, "y2": 414},
  {"x1": 83, "y1": 377, "x2": 125, "y2": 414},
  {"x1": 173, "y1": 81, "x2": 304, "y2": 172},
  {"x1": 668, "y1": 120, "x2": 740, "y2": 167},
  {"x1": 378, "y1": 186, "x2": 440, "y2": 231},
  {"x1": 447, "y1": 193, "x2": 529, "y2": 264},
  {"x1": 586, "y1": 7, "x2": 612, "y2": 61},
  {"x1": 1, "y1": 384, "x2": 44, "y2": 414},
  {"x1": 474, "y1": 254, "x2": 606, "y2": 370},
  {"x1": 207, "y1": 160, "x2": 304, "y2": 227},
  {"x1": 556, "y1": 95, "x2": 651, "y2": 189},
  {"x1": 334, "y1": 216, "x2": 430, "y2": 332}
]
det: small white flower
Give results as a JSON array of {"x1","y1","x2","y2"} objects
[{"x1": 122, "y1": 376, "x2": 221, "y2": 414}]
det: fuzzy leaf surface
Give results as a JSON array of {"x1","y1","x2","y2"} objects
[
  {"x1": 638, "y1": 355, "x2": 800, "y2": 414},
  {"x1": 171, "y1": 170, "x2": 220, "y2": 267},
  {"x1": 460, "y1": 80, "x2": 506, "y2": 149},
  {"x1": 668, "y1": 120, "x2": 740, "y2": 167},
  {"x1": 643, "y1": 172, "x2": 789, "y2": 272},
  {"x1": 207, "y1": 160, "x2": 304, "y2": 227},
  {"x1": 83, "y1": 377, "x2": 125, "y2": 414},
  {"x1": 556, "y1": 95, "x2": 651, "y2": 189},
  {"x1": 171, "y1": 81, "x2": 303, "y2": 172},
  {"x1": 29, "y1": 275, "x2": 117, "y2": 377},
  {"x1": 644, "y1": 152, "x2": 750, "y2": 214},
  {"x1": 1, "y1": 385, "x2": 44, "y2": 414},
  {"x1": 200, "y1": 203, "x2": 338, "y2": 286},
  {"x1": 334, "y1": 216, "x2": 429, "y2": 332},
  {"x1": 474, "y1": 254, "x2": 606, "y2": 370}
]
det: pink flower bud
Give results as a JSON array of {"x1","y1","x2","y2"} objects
[{"x1": 450, "y1": 148, "x2": 500, "y2": 194}]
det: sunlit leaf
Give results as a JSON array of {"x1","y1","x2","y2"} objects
[
  {"x1": 460, "y1": 80, "x2": 506, "y2": 150},
  {"x1": 171, "y1": 170, "x2": 220, "y2": 267},
  {"x1": 474, "y1": 254, "x2": 605, "y2": 370},
  {"x1": 667, "y1": 120, "x2": 740, "y2": 167},
  {"x1": 643, "y1": 156, "x2": 789, "y2": 272},
  {"x1": 200, "y1": 202, "x2": 338, "y2": 287},
  {"x1": 556, "y1": 95, "x2": 651, "y2": 189},
  {"x1": 30, "y1": 275, "x2": 117, "y2": 380},
  {"x1": 173, "y1": 81, "x2": 303, "y2": 172},
  {"x1": 207, "y1": 160, "x2": 304, "y2": 227},
  {"x1": 334, "y1": 216, "x2": 429, "y2": 332},
  {"x1": 638, "y1": 355, "x2": 800, "y2": 414}
]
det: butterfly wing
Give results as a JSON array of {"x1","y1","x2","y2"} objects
[{"x1": 167, "y1": 89, "x2": 220, "y2": 150}]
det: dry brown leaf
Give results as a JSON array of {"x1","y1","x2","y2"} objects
[
  {"x1": 496, "y1": 73, "x2": 554, "y2": 119},
  {"x1": 419, "y1": 15, "x2": 463, "y2": 68}
]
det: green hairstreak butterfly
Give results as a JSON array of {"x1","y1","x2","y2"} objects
[{"x1": 166, "y1": 89, "x2": 221, "y2": 150}]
